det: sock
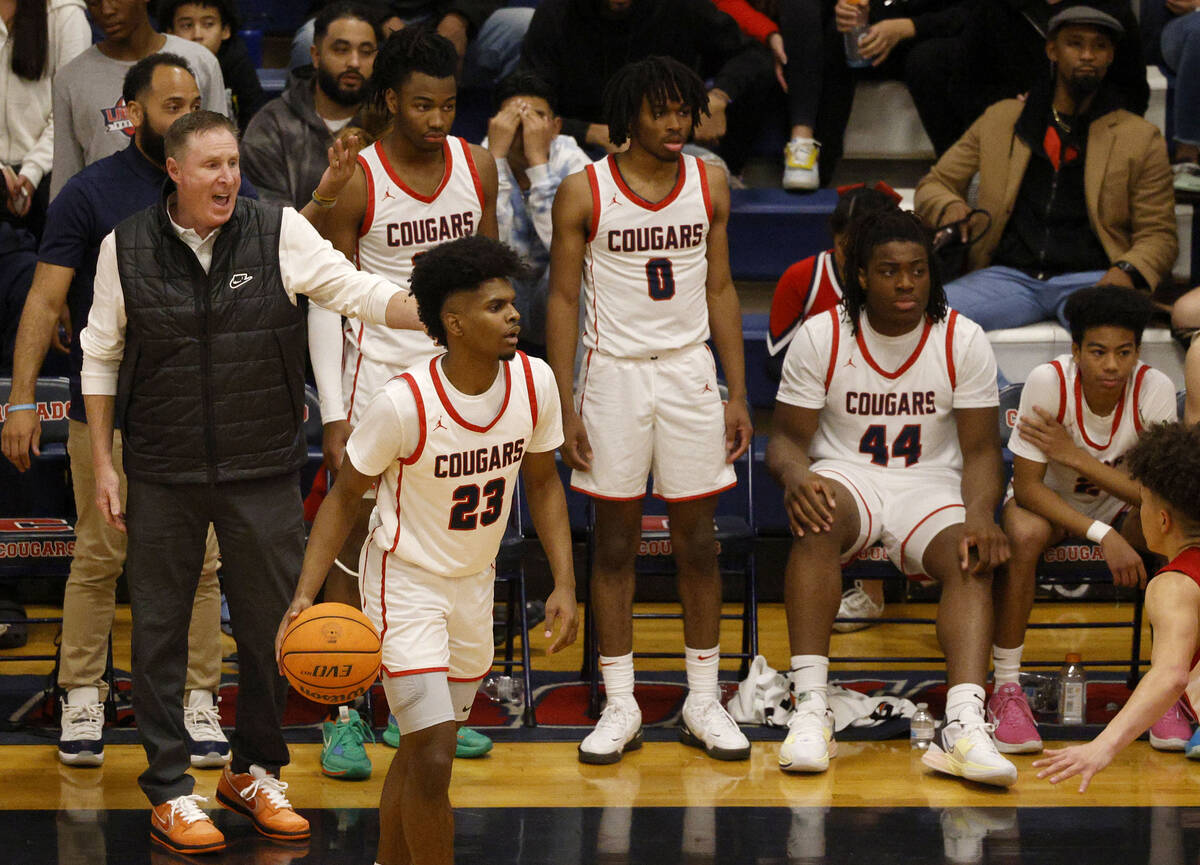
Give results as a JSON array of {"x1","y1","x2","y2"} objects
[
  {"x1": 599, "y1": 652, "x2": 636, "y2": 709},
  {"x1": 67, "y1": 686, "x2": 100, "y2": 707},
  {"x1": 684, "y1": 645, "x2": 721, "y2": 703},
  {"x1": 945, "y1": 683, "x2": 987, "y2": 725},
  {"x1": 992, "y1": 644, "x2": 1023, "y2": 686},
  {"x1": 789, "y1": 655, "x2": 829, "y2": 710}
]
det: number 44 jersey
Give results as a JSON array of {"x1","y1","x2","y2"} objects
[
  {"x1": 777, "y1": 308, "x2": 1000, "y2": 479},
  {"x1": 581, "y1": 153, "x2": 712, "y2": 358},
  {"x1": 345, "y1": 352, "x2": 563, "y2": 578}
]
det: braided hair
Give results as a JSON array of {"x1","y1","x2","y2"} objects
[
  {"x1": 368, "y1": 25, "x2": 458, "y2": 115},
  {"x1": 602, "y1": 56, "x2": 709, "y2": 149}
]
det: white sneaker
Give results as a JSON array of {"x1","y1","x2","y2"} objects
[
  {"x1": 783, "y1": 138, "x2": 820, "y2": 191},
  {"x1": 59, "y1": 697, "x2": 105, "y2": 767},
  {"x1": 184, "y1": 690, "x2": 230, "y2": 768},
  {"x1": 578, "y1": 700, "x2": 643, "y2": 765},
  {"x1": 679, "y1": 697, "x2": 751, "y2": 761},
  {"x1": 833, "y1": 581, "x2": 884, "y2": 633},
  {"x1": 779, "y1": 695, "x2": 836, "y2": 773},
  {"x1": 922, "y1": 717, "x2": 1018, "y2": 788}
]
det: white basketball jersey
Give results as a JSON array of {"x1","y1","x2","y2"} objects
[
  {"x1": 581, "y1": 153, "x2": 711, "y2": 358},
  {"x1": 812, "y1": 309, "x2": 973, "y2": 476},
  {"x1": 1029, "y1": 355, "x2": 1160, "y2": 511},
  {"x1": 371, "y1": 352, "x2": 540, "y2": 577},
  {"x1": 352, "y1": 136, "x2": 485, "y2": 371}
]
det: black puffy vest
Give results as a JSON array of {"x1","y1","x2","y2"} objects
[{"x1": 114, "y1": 191, "x2": 307, "y2": 484}]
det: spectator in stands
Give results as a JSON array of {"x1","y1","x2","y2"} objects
[
  {"x1": 50, "y1": 0, "x2": 228, "y2": 198},
  {"x1": 241, "y1": 2, "x2": 379, "y2": 210},
  {"x1": 483, "y1": 71, "x2": 589, "y2": 353},
  {"x1": 1140, "y1": 0, "x2": 1200, "y2": 191},
  {"x1": 0, "y1": 0, "x2": 91, "y2": 239},
  {"x1": 1171, "y1": 286, "x2": 1200, "y2": 424},
  {"x1": 914, "y1": 6, "x2": 1177, "y2": 332},
  {"x1": 289, "y1": 0, "x2": 531, "y2": 89},
  {"x1": 939, "y1": 0, "x2": 1148, "y2": 157},
  {"x1": 816, "y1": 0, "x2": 969, "y2": 180},
  {"x1": 0, "y1": 223, "x2": 38, "y2": 374},
  {"x1": 993, "y1": 286, "x2": 1184, "y2": 755},
  {"x1": 159, "y1": 0, "x2": 267, "y2": 131},
  {"x1": 78, "y1": 109, "x2": 420, "y2": 853},
  {"x1": 519, "y1": 0, "x2": 774, "y2": 174},
  {"x1": 0, "y1": 54, "x2": 247, "y2": 771}
]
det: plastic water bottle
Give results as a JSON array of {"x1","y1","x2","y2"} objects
[
  {"x1": 910, "y1": 702, "x2": 935, "y2": 749},
  {"x1": 482, "y1": 674, "x2": 525, "y2": 707},
  {"x1": 1059, "y1": 653, "x2": 1087, "y2": 725},
  {"x1": 844, "y1": 0, "x2": 872, "y2": 68}
]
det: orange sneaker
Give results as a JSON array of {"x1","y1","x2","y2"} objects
[
  {"x1": 150, "y1": 794, "x2": 226, "y2": 855},
  {"x1": 216, "y1": 765, "x2": 310, "y2": 842}
]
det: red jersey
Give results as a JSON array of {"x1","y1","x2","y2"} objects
[{"x1": 767, "y1": 249, "x2": 843, "y2": 372}]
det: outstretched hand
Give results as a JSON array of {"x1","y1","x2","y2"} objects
[
  {"x1": 1033, "y1": 741, "x2": 1115, "y2": 793},
  {"x1": 314, "y1": 131, "x2": 366, "y2": 202}
]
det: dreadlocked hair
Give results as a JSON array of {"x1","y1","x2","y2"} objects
[
  {"x1": 602, "y1": 56, "x2": 709, "y2": 149},
  {"x1": 1125, "y1": 422, "x2": 1200, "y2": 528},
  {"x1": 410, "y1": 236, "x2": 530, "y2": 346},
  {"x1": 368, "y1": 25, "x2": 458, "y2": 114},
  {"x1": 840, "y1": 207, "x2": 946, "y2": 335}
]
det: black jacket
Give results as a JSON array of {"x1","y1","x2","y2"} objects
[
  {"x1": 519, "y1": 0, "x2": 773, "y2": 145},
  {"x1": 218, "y1": 34, "x2": 268, "y2": 132},
  {"x1": 114, "y1": 191, "x2": 308, "y2": 485}
]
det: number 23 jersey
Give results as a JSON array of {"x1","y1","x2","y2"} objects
[
  {"x1": 777, "y1": 309, "x2": 998, "y2": 478},
  {"x1": 345, "y1": 352, "x2": 564, "y2": 577},
  {"x1": 582, "y1": 153, "x2": 712, "y2": 358}
]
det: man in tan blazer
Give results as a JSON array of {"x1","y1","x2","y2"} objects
[{"x1": 915, "y1": 5, "x2": 1177, "y2": 331}]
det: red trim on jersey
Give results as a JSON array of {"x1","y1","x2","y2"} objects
[
  {"x1": 347, "y1": 322, "x2": 367, "y2": 420},
  {"x1": 518, "y1": 350, "x2": 538, "y2": 428},
  {"x1": 607, "y1": 153, "x2": 687, "y2": 211},
  {"x1": 1050, "y1": 360, "x2": 1068, "y2": 423},
  {"x1": 823, "y1": 309, "x2": 841, "y2": 393},
  {"x1": 856, "y1": 316, "x2": 932, "y2": 380},
  {"x1": 447, "y1": 671, "x2": 489, "y2": 682},
  {"x1": 653, "y1": 479, "x2": 737, "y2": 502},
  {"x1": 375, "y1": 139, "x2": 453, "y2": 204},
  {"x1": 390, "y1": 462, "x2": 405, "y2": 552},
  {"x1": 359, "y1": 153, "x2": 375, "y2": 238},
  {"x1": 944, "y1": 310, "x2": 959, "y2": 390},
  {"x1": 571, "y1": 485, "x2": 645, "y2": 501},
  {"x1": 1131, "y1": 364, "x2": 1150, "y2": 435},
  {"x1": 399, "y1": 373, "x2": 427, "y2": 465},
  {"x1": 577, "y1": 348, "x2": 594, "y2": 415},
  {"x1": 460, "y1": 139, "x2": 485, "y2": 212},
  {"x1": 585, "y1": 164, "x2": 601, "y2": 243},
  {"x1": 818, "y1": 468, "x2": 873, "y2": 561},
  {"x1": 378, "y1": 550, "x2": 390, "y2": 657},
  {"x1": 430, "y1": 356, "x2": 512, "y2": 433},
  {"x1": 899, "y1": 503, "x2": 965, "y2": 576},
  {"x1": 1074, "y1": 373, "x2": 1126, "y2": 451},
  {"x1": 382, "y1": 665, "x2": 451, "y2": 678},
  {"x1": 696, "y1": 156, "x2": 712, "y2": 221}
]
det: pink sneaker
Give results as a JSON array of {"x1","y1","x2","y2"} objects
[
  {"x1": 1149, "y1": 699, "x2": 1192, "y2": 751},
  {"x1": 986, "y1": 682, "x2": 1043, "y2": 754}
]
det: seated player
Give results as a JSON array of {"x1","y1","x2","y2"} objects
[
  {"x1": 1033, "y1": 421, "x2": 1200, "y2": 791},
  {"x1": 992, "y1": 286, "x2": 1184, "y2": 755},
  {"x1": 766, "y1": 181, "x2": 902, "y2": 632},
  {"x1": 767, "y1": 207, "x2": 1016, "y2": 787},
  {"x1": 277, "y1": 235, "x2": 578, "y2": 865}
]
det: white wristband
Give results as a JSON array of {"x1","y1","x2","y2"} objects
[{"x1": 1086, "y1": 520, "x2": 1113, "y2": 544}]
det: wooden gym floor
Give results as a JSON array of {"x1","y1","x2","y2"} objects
[{"x1": 1, "y1": 599, "x2": 1195, "y2": 864}]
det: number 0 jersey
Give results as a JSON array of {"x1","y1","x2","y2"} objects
[
  {"x1": 581, "y1": 153, "x2": 712, "y2": 358},
  {"x1": 345, "y1": 352, "x2": 563, "y2": 577},
  {"x1": 777, "y1": 309, "x2": 999, "y2": 478}
]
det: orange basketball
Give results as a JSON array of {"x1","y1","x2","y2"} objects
[{"x1": 280, "y1": 602, "x2": 382, "y2": 704}]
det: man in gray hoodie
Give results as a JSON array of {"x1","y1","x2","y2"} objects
[{"x1": 240, "y1": 2, "x2": 380, "y2": 209}]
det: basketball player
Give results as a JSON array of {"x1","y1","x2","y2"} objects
[
  {"x1": 767, "y1": 208, "x2": 1016, "y2": 787},
  {"x1": 992, "y1": 286, "x2": 1182, "y2": 756},
  {"x1": 277, "y1": 235, "x2": 579, "y2": 865},
  {"x1": 304, "y1": 26, "x2": 499, "y2": 774},
  {"x1": 546, "y1": 56, "x2": 753, "y2": 764},
  {"x1": 1034, "y1": 421, "x2": 1200, "y2": 792}
]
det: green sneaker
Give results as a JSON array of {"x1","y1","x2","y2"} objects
[
  {"x1": 380, "y1": 716, "x2": 492, "y2": 758},
  {"x1": 321, "y1": 706, "x2": 374, "y2": 780}
]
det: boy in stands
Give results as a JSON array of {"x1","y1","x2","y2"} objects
[
  {"x1": 992, "y1": 286, "x2": 1184, "y2": 755},
  {"x1": 768, "y1": 207, "x2": 1016, "y2": 787},
  {"x1": 1034, "y1": 421, "x2": 1200, "y2": 791}
]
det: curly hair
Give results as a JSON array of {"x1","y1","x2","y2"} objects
[
  {"x1": 840, "y1": 207, "x2": 946, "y2": 335},
  {"x1": 602, "y1": 56, "x2": 709, "y2": 149},
  {"x1": 1125, "y1": 422, "x2": 1200, "y2": 527},
  {"x1": 368, "y1": 25, "x2": 457, "y2": 114},
  {"x1": 410, "y1": 236, "x2": 530, "y2": 346},
  {"x1": 1063, "y1": 285, "x2": 1155, "y2": 347}
]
